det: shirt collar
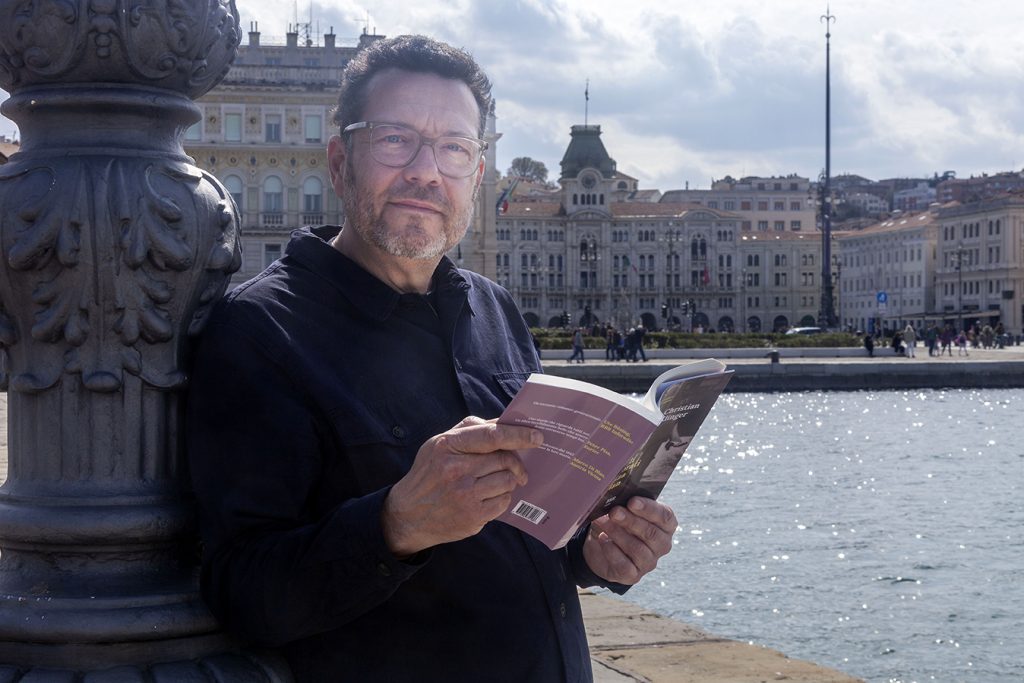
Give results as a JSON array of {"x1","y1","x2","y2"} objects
[{"x1": 284, "y1": 226, "x2": 471, "y2": 321}]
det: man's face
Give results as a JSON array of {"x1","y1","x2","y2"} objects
[{"x1": 328, "y1": 69, "x2": 484, "y2": 261}]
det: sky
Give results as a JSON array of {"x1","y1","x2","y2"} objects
[{"x1": 3, "y1": 0, "x2": 1024, "y2": 192}]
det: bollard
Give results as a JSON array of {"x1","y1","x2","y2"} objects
[{"x1": 768, "y1": 350, "x2": 780, "y2": 363}]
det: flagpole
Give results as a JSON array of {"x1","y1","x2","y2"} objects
[{"x1": 584, "y1": 79, "x2": 589, "y2": 126}]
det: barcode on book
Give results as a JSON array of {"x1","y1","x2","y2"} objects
[{"x1": 511, "y1": 500, "x2": 547, "y2": 524}]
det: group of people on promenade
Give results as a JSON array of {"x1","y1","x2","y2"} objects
[
  {"x1": 567, "y1": 323, "x2": 650, "y2": 363},
  {"x1": 865, "y1": 321, "x2": 1011, "y2": 358}
]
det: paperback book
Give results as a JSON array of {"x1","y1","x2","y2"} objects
[{"x1": 496, "y1": 359, "x2": 732, "y2": 550}]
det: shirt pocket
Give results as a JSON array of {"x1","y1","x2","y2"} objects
[
  {"x1": 325, "y1": 401, "x2": 411, "y2": 495},
  {"x1": 493, "y1": 370, "x2": 533, "y2": 403}
]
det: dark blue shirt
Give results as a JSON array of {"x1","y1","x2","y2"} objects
[{"x1": 187, "y1": 227, "x2": 617, "y2": 682}]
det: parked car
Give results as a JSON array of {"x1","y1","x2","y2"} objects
[{"x1": 785, "y1": 326, "x2": 824, "y2": 335}]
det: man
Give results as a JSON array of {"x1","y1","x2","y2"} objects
[
  {"x1": 568, "y1": 326, "x2": 585, "y2": 363},
  {"x1": 187, "y1": 35, "x2": 676, "y2": 682}
]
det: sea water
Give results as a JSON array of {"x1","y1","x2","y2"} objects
[{"x1": 614, "y1": 388, "x2": 1023, "y2": 683}]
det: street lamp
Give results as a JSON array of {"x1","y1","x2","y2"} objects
[
  {"x1": 528, "y1": 263, "x2": 549, "y2": 327},
  {"x1": 740, "y1": 267, "x2": 747, "y2": 333},
  {"x1": 579, "y1": 238, "x2": 600, "y2": 328},
  {"x1": 832, "y1": 253, "x2": 842, "y2": 329},
  {"x1": 954, "y1": 242, "x2": 965, "y2": 333},
  {"x1": 661, "y1": 228, "x2": 684, "y2": 331}
]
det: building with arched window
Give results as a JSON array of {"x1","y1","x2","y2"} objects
[
  {"x1": 185, "y1": 26, "x2": 383, "y2": 282},
  {"x1": 486, "y1": 124, "x2": 821, "y2": 332}
]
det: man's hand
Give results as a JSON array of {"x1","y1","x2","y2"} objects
[
  {"x1": 382, "y1": 417, "x2": 541, "y2": 557},
  {"x1": 582, "y1": 497, "x2": 677, "y2": 585}
]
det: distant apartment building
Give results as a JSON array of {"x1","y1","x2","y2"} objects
[
  {"x1": 844, "y1": 191, "x2": 888, "y2": 217},
  {"x1": 660, "y1": 175, "x2": 816, "y2": 235},
  {"x1": 893, "y1": 182, "x2": 936, "y2": 212},
  {"x1": 837, "y1": 194, "x2": 1024, "y2": 334},
  {"x1": 934, "y1": 194, "x2": 1024, "y2": 333},
  {"x1": 936, "y1": 171, "x2": 1024, "y2": 204},
  {"x1": 836, "y1": 210, "x2": 939, "y2": 333}
]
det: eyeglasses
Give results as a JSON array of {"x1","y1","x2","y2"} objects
[{"x1": 342, "y1": 121, "x2": 487, "y2": 178}]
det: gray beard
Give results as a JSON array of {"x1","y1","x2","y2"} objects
[{"x1": 342, "y1": 164, "x2": 477, "y2": 260}]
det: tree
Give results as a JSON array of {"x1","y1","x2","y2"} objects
[{"x1": 508, "y1": 157, "x2": 549, "y2": 184}]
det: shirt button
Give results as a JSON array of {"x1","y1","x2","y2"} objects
[
  {"x1": 377, "y1": 562, "x2": 392, "y2": 577},
  {"x1": 559, "y1": 602, "x2": 567, "y2": 618},
  {"x1": 391, "y1": 425, "x2": 405, "y2": 439}
]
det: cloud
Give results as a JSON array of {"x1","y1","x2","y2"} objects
[{"x1": 4, "y1": 1, "x2": 1024, "y2": 186}]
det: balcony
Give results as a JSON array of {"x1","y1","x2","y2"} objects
[
  {"x1": 261, "y1": 212, "x2": 284, "y2": 226},
  {"x1": 301, "y1": 213, "x2": 324, "y2": 225}
]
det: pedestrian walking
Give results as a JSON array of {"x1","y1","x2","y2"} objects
[
  {"x1": 568, "y1": 327, "x2": 585, "y2": 363},
  {"x1": 903, "y1": 324, "x2": 917, "y2": 358}
]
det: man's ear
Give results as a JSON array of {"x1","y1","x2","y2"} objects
[
  {"x1": 327, "y1": 134, "x2": 348, "y2": 196},
  {"x1": 472, "y1": 157, "x2": 485, "y2": 193}
]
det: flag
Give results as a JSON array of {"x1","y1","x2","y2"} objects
[
  {"x1": 623, "y1": 255, "x2": 638, "y2": 273},
  {"x1": 585, "y1": 80, "x2": 589, "y2": 102},
  {"x1": 495, "y1": 176, "x2": 521, "y2": 216},
  {"x1": 702, "y1": 266, "x2": 711, "y2": 285}
]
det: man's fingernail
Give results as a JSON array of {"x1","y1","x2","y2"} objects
[
  {"x1": 531, "y1": 430, "x2": 544, "y2": 445},
  {"x1": 612, "y1": 508, "x2": 626, "y2": 522},
  {"x1": 629, "y1": 498, "x2": 644, "y2": 511}
]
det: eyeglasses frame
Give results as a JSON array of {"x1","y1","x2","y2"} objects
[{"x1": 341, "y1": 121, "x2": 488, "y2": 178}]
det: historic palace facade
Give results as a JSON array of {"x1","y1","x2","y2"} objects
[{"x1": 487, "y1": 125, "x2": 823, "y2": 332}]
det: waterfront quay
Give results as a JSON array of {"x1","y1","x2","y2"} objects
[
  {"x1": 540, "y1": 344, "x2": 1024, "y2": 392},
  {"x1": 0, "y1": 392, "x2": 861, "y2": 682}
]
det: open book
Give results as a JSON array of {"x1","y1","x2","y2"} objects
[{"x1": 496, "y1": 359, "x2": 732, "y2": 550}]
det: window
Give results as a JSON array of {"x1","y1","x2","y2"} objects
[
  {"x1": 304, "y1": 114, "x2": 322, "y2": 143},
  {"x1": 758, "y1": 201, "x2": 768, "y2": 210},
  {"x1": 263, "y1": 176, "x2": 283, "y2": 213},
  {"x1": 224, "y1": 175, "x2": 243, "y2": 211},
  {"x1": 791, "y1": 220, "x2": 802, "y2": 231},
  {"x1": 265, "y1": 114, "x2": 282, "y2": 143},
  {"x1": 224, "y1": 112, "x2": 242, "y2": 142},
  {"x1": 790, "y1": 201, "x2": 801, "y2": 210},
  {"x1": 774, "y1": 201, "x2": 785, "y2": 211},
  {"x1": 774, "y1": 221, "x2": 785, "y2": 231},
  {"x1": 302, "y1": 176, "x2": 323, "y2": 214},
  {"x1": 264, "y1": 243, "x2": 282, "y2": 267},
  {"x1": 185, "y1": 122, "x2": 201, "y2": 141},
  {"x1": 757, "y1": 220, "x2": 768, "y2": 231}
]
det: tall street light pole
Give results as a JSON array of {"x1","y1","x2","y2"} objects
[
  {"x1": 956, "y1": 242, "x2": 965, "y2": 333},
  {"x1": 818, "y1": 6, "x2": 837, "y2": 329}
]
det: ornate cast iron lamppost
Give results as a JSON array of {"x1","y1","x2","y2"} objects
[{"x1": 0, "y1": 1, "x2": 287, "y2": 678}]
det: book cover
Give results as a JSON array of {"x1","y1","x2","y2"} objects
[
  {"x1": 584, "y1": 371, "x2": 733, "y2": 524},
  {"x1": 496, "y1": 361, "x2": 731, "y2": 549}
]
